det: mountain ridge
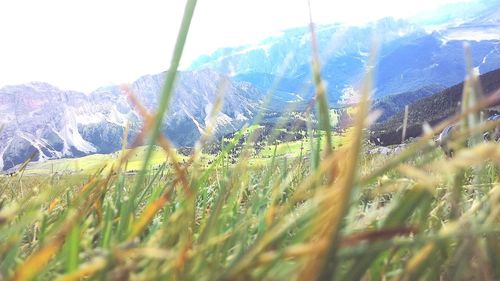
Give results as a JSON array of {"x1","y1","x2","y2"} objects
[
  {"x1": 189, "y1": 15, "x2": 500, "y2": 103},
  {"x1": 0, "y1": 70, "x2": 264, "y2": 170}
]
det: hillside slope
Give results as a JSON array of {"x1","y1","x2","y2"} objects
[
  {"x1": 370, "y1": 68, "x2": 500, "y2": 145},
  {"x1": 372, "y1": 84, "x2": 446, "y2": 122}
]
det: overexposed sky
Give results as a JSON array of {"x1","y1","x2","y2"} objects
[{"x1": 0, "y1": 0, "x2": 474, "y2": 92}]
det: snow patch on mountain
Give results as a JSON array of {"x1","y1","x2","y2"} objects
[
  {"x1": 204, "y1": 103, "x2": 214, "y2": 125},
  {"x1": 235, "y1": 112, "x2": 248, "y2": 121},
  {"x1": 214, "y1": 113, "x2": 235, "y2": 128},
  {"x1": 17, "y1": 132, "x2": 53, "y2": 161},
  {"x1": 106, "y1": 107, "x2": 129, "y2": 127},
  {"x1": 73, "y1": 110, "x2": 104, "y2": 125},
  {"x1": 0, "y1": 139, "x2": 11, "y2": 171},
  {"x1": 481, "y1": 47, "x2": 499, "y2": 65},
  {"x1": 442, "y1": 28, "x2": 500, "y2": 41},
  {"x1": 61, "y1": 109, "x2": 97, "y2": 154},
  {"x1": 183, "y1": 107, "x2": 204, "y2": 133}
]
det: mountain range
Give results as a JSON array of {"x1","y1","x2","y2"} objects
[
  {"x1": 0, "y1": 70, "x2": 262, "y2": 171},
  {"x1": 190, "y1": 4, "x2": 500, "y2": 103},
  {"x1": 1, "y1": 2, "x2": 499, "y2": 170}
]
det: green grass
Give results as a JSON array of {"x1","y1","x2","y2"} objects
[
  {"x1": 3, "y1": 127, "x2": 500, "y2": 281},
  {"x1": 20, "y1": 131, "x2": 346, "y2": 175},
  {"x1": 2, "y1": 2, "x2": 500, "y2": 281},
  {"x1": 20, "y1": 146, "x2": 189, "y2": 175}
]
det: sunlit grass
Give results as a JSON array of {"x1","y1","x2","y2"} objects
[
  {"x1": 1, "y1": 1, "x2": 500, "y2": 281},
  {"x1": 21, "y1": 146, "x2": 189, "y2": 175}
]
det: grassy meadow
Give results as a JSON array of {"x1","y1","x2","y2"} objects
[{"x1": 2, "y1": 1, "x2": 500, "y2": 281}]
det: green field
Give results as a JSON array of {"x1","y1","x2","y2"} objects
[
  {"x1": 18, "y1": 130, "x2": 346, "y2": 175},
  {"x1": 20, "y1": 146, "x2": 186, "y2": 176},
  {"x1": 2, "y1": 1, "x2": 500, "y2": 280},
  {"x1": 4, "y1": 111, "x2": 500, "y2": 281},
  {"x1": 3, "y1": 122, "x2": 500, "y2": 281}
]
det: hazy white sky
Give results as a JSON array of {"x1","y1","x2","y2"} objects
[{"x1": 0, "y1": 0, "x2": 473, "y2": 92}]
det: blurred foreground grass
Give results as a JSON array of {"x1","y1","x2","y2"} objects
[{"x1": 2, "y1": 1, "x2": 500, "y2": 280}]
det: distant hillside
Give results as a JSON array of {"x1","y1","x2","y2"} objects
[
  {"x1": 372, "y1": 84, "x2": 446, "y2": 122},
  {"x1": 370, "y1": 68, "x2": 500, "y2": 145}
]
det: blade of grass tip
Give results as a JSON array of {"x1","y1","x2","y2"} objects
[
  {"x1": 123, "y1": 87, "x2": 190, "y2": 194},
  {"x1": 100, "y1": 202, "x2": 113, "y2": 249},
  {"x1": 65, "y1": 222, "x2": 80, "y2": 273},
  {"x1": 126, "y1": 138, "x2": 192, "y2": 241},
  {"x1": 38, "y1": 214, "x2": 49, "y2": 245},
  {"x1": 251, "y1": 103, "x2": 301, "y2": 163},
  {"x1": 125, "y1": 0, "x2": 198, "y2": 232},
  {"x1": 449, "y1": 44, "x2": 480, "y2": 220},
  {"x1": 197, "y1": 175, "x2": 228, "y2": 244},
  {"x1": 114, "y1": 173, "x2": 125, "y2": 215},
  {"x1": 305, "y1": 104, "x2": 320, "y2": 172},
  {"x1": 298, "y1": 138, "x2": 305, "y2": 168},
  {"x1": 136, "y1": 162, "x2": 166, "y2": 205},
  {"x1": 308, "y1": 0, "x2": 332, "y2": 158},
  {"x1": 198, "y1": 127, "x2": 248, "y2": 184},
  {"x1": 122, "y1": 85, "x2": 190, "y2": 194},
  {"x1": 264, "y1": 161, "x2": 303, "y2": 227},
  {"x1": 127, "y1": 186, "x2": 173, "y2": 240},
  {"x1": 290, "y1": 150, "x2": 341, "y2": 205},
  {"x1": 314, "y1": 130, "x2": 322, "y2": 168},
  {"x1": 402, "y1": 105, "x2": 409, "y2": 143},
  {"x1": 262, "y1": 143, "x2": 279, "y2": 187},
  {"x1": 117, "y1": 191, "x2": 133, "y2": 242},
  {"x1": 15, "y1": 151, "x2": 38, "y2": 180},
  {"x1": 464, "y1": 43, "x2": 489, "y2": 195},
  {"x1": 310, "y1": 43, "x2": 376, "y2": 281},
  {"x1": 462, "y1": 43, "x2": 482, "y2": 146}
]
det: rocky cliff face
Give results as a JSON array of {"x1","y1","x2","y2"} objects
[{"x1": 0, "y1": 70, "x2": 263, "y2": 170}]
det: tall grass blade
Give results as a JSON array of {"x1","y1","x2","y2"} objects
[{"x1": 126, "y1": 0, "x2": 198, "y2": 238}]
